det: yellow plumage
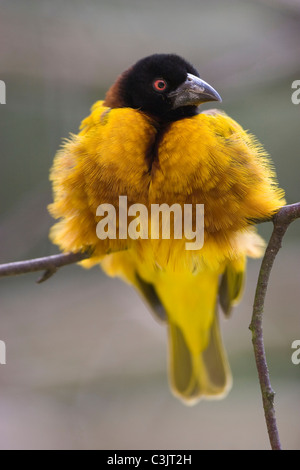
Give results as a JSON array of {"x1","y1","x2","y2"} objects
[{"x1": 49, "y1": 100, "x2": 285, "y2": 404}]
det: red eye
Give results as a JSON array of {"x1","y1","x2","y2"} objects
[{"x1": 153, "y1": 79, "x2": 167, "y2": 92}]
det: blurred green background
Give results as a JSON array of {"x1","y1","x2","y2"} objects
[{"x1": 0, "y1": 0, "x2": 300, "y2": 450}]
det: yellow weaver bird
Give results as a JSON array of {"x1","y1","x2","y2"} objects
[{"x1": 49, "y1": 54, "x2": 285, "y2": 404}]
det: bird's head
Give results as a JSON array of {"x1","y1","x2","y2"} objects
[{"x1": 104, "y1": 54, "x2": 222, "y2": 122}]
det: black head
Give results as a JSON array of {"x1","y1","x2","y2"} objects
[{"x1": 105, "y1": 54, "x2": 221, "y2": 122}]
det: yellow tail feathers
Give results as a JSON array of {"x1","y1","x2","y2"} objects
[
  {"x1": 168, "y1": 311, "x2": 232, "y2": 405},
  {"x1": 101, "y1": 251, "x2": 246, "y2": 405}
]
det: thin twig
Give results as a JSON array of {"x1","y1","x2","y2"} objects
[
  {"x1": 249, "y1": 202, "x2": 300, "y2": 450},
  {"x1": 0, "y1": 251, "x2": 91, "y2": 282}
]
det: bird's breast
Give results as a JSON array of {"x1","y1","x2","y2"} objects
[{"x1": 49, "y1": 102, "x2": 284, "y2": 272}]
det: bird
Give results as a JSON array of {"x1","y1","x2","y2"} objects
[{"x1": 48, "y1": 53, "x2": 285, "y2": 405}]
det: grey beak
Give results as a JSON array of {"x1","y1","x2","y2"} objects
[{"x1": 169, "y1": 73, "x2": 222, "y2": 109}]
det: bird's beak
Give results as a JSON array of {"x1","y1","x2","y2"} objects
[{"x1": 169, "y1": 73, "x2": 222, "y2": 109}]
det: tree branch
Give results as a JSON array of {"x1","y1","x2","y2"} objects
[
  {"x1": 249, "y1": 202, "x2": 300, "y2": 450},
  {"x1": 0, "y1": 251, "x2": 91, "y2": 283}
]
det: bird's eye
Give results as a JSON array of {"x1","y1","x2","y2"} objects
[{"x1": 153, "y1": 79, "x2": 168, "y2": 92}]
